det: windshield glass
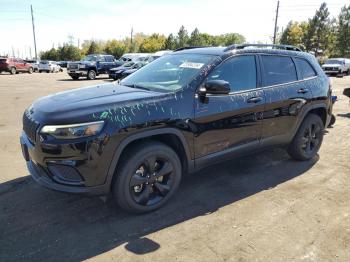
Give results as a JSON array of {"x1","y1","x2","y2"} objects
[
  {"x1": 121, "y1": 54, "x2": 216, "y2": 92},
  {"x1": 326, "y1": 59, "x2": 343, "y2": 65},
  {"x1": 81, "y1": 55, "x2": 97, "y2": 61}
]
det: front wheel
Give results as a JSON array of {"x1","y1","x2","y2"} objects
[
  {"x1": 113, "y1": 142, "x2": 182, "y2": 213},
  {"x1": 70, "y1": 75, "x2": 79, "y2": 80},
  {"x1": 288, "y1": 114, "x2": 324, "y2": 161},
  {"x1": 87, "y1": 70, "x2": 96, "y2": 80},
  {"x1": 10, "y1": 67, "x2": 16, "y2": 75},
  {"x1": 28, "y1": 67, "x2": 33, "y2": 74}
]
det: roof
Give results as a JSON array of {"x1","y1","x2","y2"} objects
[{"x1": 173, "y1": 44, "x2": 309, "y2": 58}]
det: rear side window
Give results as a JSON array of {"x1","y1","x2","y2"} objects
[
  {"x1": 207, "y1": 55, "x2": 257, "y2": 92},
  {"x1": 294, "y1": 58, "x2": 316, "y2": 79},
  {"x1": 261, "y1": 55, "x2": 297, "y2": 86}
]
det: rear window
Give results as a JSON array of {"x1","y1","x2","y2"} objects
[
  {"x1": 261, "y1": 55, "x2": 297, "y2": 86},
  {"x1": 295, "y1": 58, "x2": 316, "y2": 79},
  {"x1": 0, "y1": 59, "x2": 7, "y2": 63}
]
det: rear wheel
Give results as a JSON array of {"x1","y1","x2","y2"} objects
[
  {"x1": 113, "y1": 142, "x2": 182, "y2": 213},
  {"x1": 288, "y1": 114, "x2": 324, "y2": 161},
  {"x1": 87, "y1": 70, "x2": 96, "y2": 80},
  {"x1": 10, "y1": 67, "x2": 16, "y2": 75}
]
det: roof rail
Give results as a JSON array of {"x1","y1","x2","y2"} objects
[
  {"x1": 174, "y1": 46, "x2": 210, "y2": 52},
  {"x1": 224, "y1": 44, "x2": 302, "y2": 52}
]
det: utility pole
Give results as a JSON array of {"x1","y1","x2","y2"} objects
[
  {"x1": 31, "y1": 5, "x2": 38, "y2": 60},
  {"x1": 130, "y1": 26, "x2": 133, "y2": 45},
  {"x1": 273, "y1": 0, "x2": 280, "y2": 44}
]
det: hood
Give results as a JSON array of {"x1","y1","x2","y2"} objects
[
  {"x1": 69, "y1": 61, "x2": 95, "y2": 66},
  {"x1": 31, "y1": 82, "x2": 165, "y2": 123},
  {"x1": 123, "y1": 68, "x2": 138, "y2": 74},
  {"x1": 110, "y1": 65, "x2": 129, "y2": 72}
]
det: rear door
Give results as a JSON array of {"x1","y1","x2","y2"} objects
[
  {"x1": 260, "y1": 55, "x2": 313, "y2": 145},
  {"x1": 194, "y1": 55, "x2": 265, "y2": 159},
  {"x1": 15, "y1": 59, "x2": 24, "y2": 71}
]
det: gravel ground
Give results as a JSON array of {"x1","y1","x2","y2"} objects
[{"x1": 0, "y1": 71, "x2": 349, "y2": 262}]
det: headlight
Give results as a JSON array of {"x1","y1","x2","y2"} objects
[
  {"x1": 79, "y1": 64, "x2": 85, "y2": 69},
  {"x1": 40, "y1": 121, "x2": 104, "y2": 139}
]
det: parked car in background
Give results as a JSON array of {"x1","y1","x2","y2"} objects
[
  {"x1": 0, "y1": 57, "x2": 34, "y2": 74},
  {"x1": 57, "y1": 61, "x2": 69, "y2": 68},
  {"x1": 322, "y1": 58, "x2": 350, "y2": 77},
  {"x1": 108, "y1": 61, "x2": 135, "y2": 80},
  {"x1": 20, "y1": 44, "x2": 333, "y2": 213},
  {"x1": 38, "y1": 61, "x2": 61, "y2": 73},
  {"x1": 67, "y1": 54, "x2": 118, "y2": 80},
  {"x1": 24, "y1": 59, "x2": 39, "y2": 72},
  {"x1": 120, "y1": 61, "x2": 147, "y2": 79},
  {"x1": 118, "y1": 53, "x2": 150, "y2": 63}
]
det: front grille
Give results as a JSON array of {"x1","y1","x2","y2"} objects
[
  {"x1": 23, "y1": 110, "x2": 39, "y2": 143},
  {"x1": 325, "y1": 67, "x2": 337, "y2": 71},
  {"x1": 68, "y1": 63, "x2": 78, "y2": 70}
]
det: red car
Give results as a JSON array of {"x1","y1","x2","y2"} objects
[{"x1": 0, "y1": 58, "x2": 34, "y2": 74}]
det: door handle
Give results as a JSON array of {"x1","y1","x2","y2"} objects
[
  {"x1": 247, "y1": 97, "x2": 263, "y2": 103},
  {"x1": 298, "y1": 88, "x2": 309, "y2": 94}
]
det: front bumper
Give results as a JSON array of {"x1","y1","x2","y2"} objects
[
  {"x1": 20, "y1": 132, "x2": 111, "y2": 195},
  {"x1": 68, "y1": 70, "x2": 88, "y2": 76},
  {"x1": 323, "y1": 69, "x2": 341, "y2": 74}
]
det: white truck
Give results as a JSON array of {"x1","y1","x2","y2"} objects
[{"x1": 322, "y1": 58, "x2": 350, "y2": 77}]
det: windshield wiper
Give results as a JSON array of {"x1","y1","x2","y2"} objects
[{"x1": 123, "y1": 83, "x2": 150, "y2": 91}]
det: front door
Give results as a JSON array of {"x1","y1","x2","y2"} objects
[{"x1": 193, "y1": 55, "x2": 265, "y2": 159}]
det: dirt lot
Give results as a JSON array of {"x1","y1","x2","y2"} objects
[{"x1": 0, "y1": 71, "x2": 349, "y2": 262}]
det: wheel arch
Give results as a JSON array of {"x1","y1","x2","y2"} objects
[{"x1": 105, "y1": 128, "x2": 194, "y2": 191}]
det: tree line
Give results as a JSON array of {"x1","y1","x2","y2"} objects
[
  {"x1": 40, "y1": 26, "x2": 245, "y2": 61},
  {"x1": 280, "y1": 2, "x2": 350, "y2": 58}
]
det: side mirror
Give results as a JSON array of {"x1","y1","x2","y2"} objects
[{"x1": 199, "y1": 80, "x2": 231, "y2": 96}]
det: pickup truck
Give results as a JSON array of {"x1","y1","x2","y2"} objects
[
  {"x1": 67, "y1": 54, "x2": 122, "y2": 80},
  {"x1": 322, "y1": 58, "x2": 350, "y2": 77}
]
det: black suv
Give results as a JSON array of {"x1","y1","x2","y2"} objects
[
  {"x1": 67, "y1": 54, "x2": 122, "y2": 80},
  {"x1": 20, "y1": 44, "x2": 333, "y2": 213}
]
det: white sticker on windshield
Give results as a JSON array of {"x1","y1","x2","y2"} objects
[{"x1": 179, "y1": 62, "x2": 204, "y2": 69}]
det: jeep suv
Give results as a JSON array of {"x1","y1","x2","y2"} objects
[
  {"x1": 67, "y1": 54, "x2": 121, "y2": 80},
  {"x1": 20, "y1": 44, "x2": 333, "y2": 213},
  {"x1": 0, "y1": 58, "x2": 34, "y2": 74}
]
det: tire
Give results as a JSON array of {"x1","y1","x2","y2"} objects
[
  {"x1": 87, "y1": 70, "x2": 96, "y2": 80},
  {"x1": 328, "y1": 114, "x2": 336, "y2": 127},
  {"x1": 10, "y1": 67, "x2": 16, "y2": 75},
  {"x1": 71, "y1": 75, "x2": 79, "y2": 80},
  {"x1": 288, "y1": 113, "x2": 324, "y2": 161},
  {"x1": 28, "y1": 67, "x2": 33, "y2": 74},
  {"x1": 113, "y1": 142, "x2": 182, "y2": 213}
]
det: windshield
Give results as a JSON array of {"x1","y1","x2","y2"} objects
[
  {"x1": 81, "y1": 55, "x2": 97, "y2": 62},
  {"x1": 40, "y1": 60, "x2": 49, "y2": 64},
  {"x1": 326, "y1": 59, "x2": 343, "y2": 65},
  {"x1": 121, "y1": 54, "x2": 216, "y2": 92}
]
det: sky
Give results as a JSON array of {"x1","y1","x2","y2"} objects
[{"x1": 0, "y1": 0, "x2": 348, "y2": 58}]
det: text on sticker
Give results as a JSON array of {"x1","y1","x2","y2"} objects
[{"x1": 179, "y1": 62, "x2": 204, "y2": 69}]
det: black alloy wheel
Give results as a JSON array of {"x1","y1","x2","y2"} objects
[
  {"x1": 288, "y1": 113, "x2": 324, "y2": 161},
  {"x1": 113, "y1": 142, "x2": 182, "y2": 213},
  {"x1": 130, "y1": 156, "x2": 174, "y2": 206}
]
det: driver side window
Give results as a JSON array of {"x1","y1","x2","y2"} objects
[{"x1": 207, "y1": 55, "x2": 257, "y2": 92}]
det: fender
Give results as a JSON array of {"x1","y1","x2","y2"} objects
[
  {"x1": 291, "y1": 103, "x2": 328, "y2": 138},
  {"x1": 104, "y1": 128, "x2": 194, "y2": 190}
]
